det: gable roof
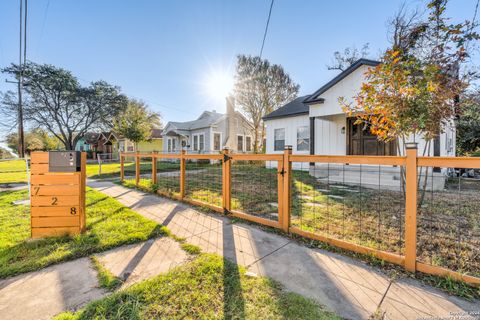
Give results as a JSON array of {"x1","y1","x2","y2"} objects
[
  {"x1": 167, "y1": 111, "x2": 224, "y2": 131},
  {"x1": 304, "y1": 58, "x2": 379, "y2": 104},
  {"x1": 150, "y1": 128, "x2": 163, "y2": 139},
  {"x1": 262, "y1": 95, "x2": 312, "y2": 121},
  {"x1": 83, "y1": 132, "x2": 101, "y2": 144}
]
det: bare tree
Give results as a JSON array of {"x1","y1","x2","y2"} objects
[
  {"x1": 327, "y1": 43, "x2": 370, "y2": 71},
  {"x1": 1, "y1": 63, "x2": 127, "y2": 150},
  {"x1": 234, "y1": 55, "x2": 299, "y2": 152},
  {"x1": 387, "y1": 3, "x2": 425, "y2": 53}
]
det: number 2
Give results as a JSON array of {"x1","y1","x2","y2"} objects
[{"x1": 51, "y1": 197, "x2": 58, "y2": 205}]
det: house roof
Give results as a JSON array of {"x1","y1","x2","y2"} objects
[
  {"x1": 83, "y1": 132, "x2": 101, "y2": 144},
  {"x1": 165, "y1": 111, "x2": 224, "y2": 132},
  {"x1": 150, "y1": 128, "x2": 163, "y2": 139},
  {"x1": 304, "y1": 58, "x2": 379, "y2": 104},
  {"x1": 262, "y1": 95, "x2": 312, "y2": 121}
]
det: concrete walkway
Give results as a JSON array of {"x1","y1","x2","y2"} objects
[
  {"x1": 0, "y1": 180, "x2": 478, "y2": 320},
  {"x1": 88, "y1": 180, "x2": 479, "y2": 320}
]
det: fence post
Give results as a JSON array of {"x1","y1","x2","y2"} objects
[
  {"x1": 152, "y1": 153, "x2": 157, "y2": 184},
  {"x1": 405, "y1": 143, "x2": 418, "y2": 272},
  {"x1": 120, "y1": 153, "x2": 124, "y2": 182},
  {"x1": 281, "y1": 146, "x2": 292, "y2": 232},
  {"x1": 135, "y1": 152, "x2": 140, "y2": 186},
  {"x1": 180, "y1": 150, "x2": 186, "y2": 199},
  {"x1": 222, "y1": 148, "x2": 231, "y2": 214}
]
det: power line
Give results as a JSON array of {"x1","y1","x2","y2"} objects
[
  {"x1": 259, "y1": 0, "x2": 274, "y2": 58},
  {"x1": 472, "y1": 0, "x2": 479, "y2": 25},
  {"x1": 36, "y1": 0, "x2": 50, "y2": 56}
]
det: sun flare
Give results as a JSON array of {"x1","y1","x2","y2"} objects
[{"x1": 204, "y1": 70, "x2": 234, "y2": 101}]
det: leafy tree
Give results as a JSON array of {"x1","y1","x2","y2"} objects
[
  {"x1": 234, "y1": 55, "x2": 299, "y2": 152},
  {"x1": 113, "y1": 99, "x2": 161, "y2": 151},
  {"x1": 457, "y1": 90, "x2": 480, "y2": 155},
  {"x1": 327, "y1": 43, "x2": 370, "y2": 71},
  {"x1": 5, "y1": 128, "x2": 61, "y2": 154},
  {"x1": 0, "y1": 147, "x2": 14, "y2": 159},
  {"x1": 1, "y1": 63, "x2": 128, "y2": 150},
  {"x1": 342, "y1": 0, "x2": 478, "y2": 156}
]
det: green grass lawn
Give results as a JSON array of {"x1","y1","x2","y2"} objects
[
  {"x1": 0, "y1": 159, "x2": 27, "y2": 183},
  {"x1": 0, "y1": 188, "x2": 168, "y2": 278},
  {"x1": 120, "y1": 161, "x2": 480, "y2": 278},
  {"x1": 87, "y1": 161, "x2": 205, "y2": 179},
  {"x1": 55, "y1": 253, "x2": 339, "y2": 320}
]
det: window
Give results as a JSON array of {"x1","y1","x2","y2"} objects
[
  {"x1": 193, "y1": 135, "x2": 198, "y2": 151},
  {"x1": 274, "y1": 128, "x2": 285, "y2": 151},
  {"x1": 172, "y1": 138, "x2": 176, "y2": 151},
  {"x1": 237, "y1": 135, "x2": 244, "y2": 152},
  {"x1": 167, "y1": 139, "x2": 172, "y2": 152},
  {"x1": 193, "y1": 134, "x2": 205, "y2": 151},
  {"x1": 213, "y1": 133, "x2": 221, "y2": 151},
  {"x1": 199, "y1": 134, "x2": 204, "y2": 151},
  {"x1": 245, "y1": 136, "x2": 252, "y2": 152},
  {"x1": 296, "y1": 126, "x2": 310, "y2": 151}
]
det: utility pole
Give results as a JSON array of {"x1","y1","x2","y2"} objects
[
  {"x1": 4, "y1": 0, "x2": 26, "y2": 157},
  {"x1": 16, "y1": 0, "x2": 26, "y2": 158}
]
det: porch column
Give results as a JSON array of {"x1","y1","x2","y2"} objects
[
  {"x1": 309, "y1": 117, "x2": 315, "y2": 155},
  {"x1": 309, "y1": 117, "x2": 315, "y2": 167}
]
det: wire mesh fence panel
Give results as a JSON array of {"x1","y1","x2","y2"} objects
[
  {"x1": 0, "y1": 158, "x2": 28, "y2": 184},
  {"x1": 155, "y1": 158, "x2": 181, "y2": 197},
  {"x1": 87, "y1": 160, "x2": 122, "y2": 180},
  {"x1": 139, "y1": 156, "x2": 153, "y2": 177},
  {"x1": 185, "y1": 159, "x2": 222, "y2": 207},
  {"x1": 290, "y1": 161, "x2": 405, "y2": 255},
  {"x1": 417, "y1": 166, "x2": 480, "y2": 277},
  {"x1": 230, "y1": 160, "x2": 279, "y2": 221},
  {"x1": 123, "y1": 156, "x2": 137, "y2": 179}
]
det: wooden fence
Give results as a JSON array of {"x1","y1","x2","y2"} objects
[{"x1": 120, "y1": 147, "x2": 480, "y2": 286}]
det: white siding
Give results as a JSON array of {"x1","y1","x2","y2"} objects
[
  {"x1": 309, "y1": 65, "x2": 371, "y2": 117},
  {"x1": 265, "y1": 115, "x2": 310, "y2": 154},
  {"x1": 314, "y1": 115, "x2": 347, "y2": 155}
]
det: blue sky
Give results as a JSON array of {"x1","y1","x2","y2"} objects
[{"x1": 0, "y1": 0, "x2": 478, "y2": 135}]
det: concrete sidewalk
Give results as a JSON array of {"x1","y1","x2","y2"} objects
[
  {"x1": 88, "y1": 180, "x2": 479, "y2": 320},
  {"x1": 0, "y1": 180, "x2": 478, "y2": 320}
]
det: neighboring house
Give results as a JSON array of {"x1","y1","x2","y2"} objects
[
  {"x1": 263, "y1": 59, "x2": 455, "y2": 189},
  {"x1": 118, "y1": 128, "x2": 164, "y2": 153},
  {"x1": 75, "y1": 131, "x2": 119, "y2": 159},
  {"x1": 162, "y1": 97, "x2": 254, "y2": 154}
]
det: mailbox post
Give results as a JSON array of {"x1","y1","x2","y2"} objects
[{"x1": 30, "y1": 151, "x2": 86, "y2": 238}]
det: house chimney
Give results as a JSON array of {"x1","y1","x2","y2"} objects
[{"x1": 225, "y1": 95, "x2": 236, "y2": 150}]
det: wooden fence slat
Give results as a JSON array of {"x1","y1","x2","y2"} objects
[
  {"x1": 31, "y1": 174, "x2": 80, "y2": 185},
  {"x1": 289, "y1": 154, "x2": 406, "y2": 166},
  {"x1": 31, "y1": 185, "x2": 80, "y2": 196},
  {"x1": 31, "y1": 227, "x2": 80, "y2": 238},
  {"x1": 281, "y1": 147, "x2": 292, "y2": 232},
  {"x1": 31, "y1": 195, "x2": 80, "y2": 207},
  {"x1": 30, "y1": 152, "x2": 49, "y2": 164},
  {"x1": 404, "y1": 145, "x2": 418, "y2": 272},
  {"x1": 31, "y1": 206, "x2": 81, "y2": 217},
  {"x1": 30, "y1": 164, "x2": 49, "y2": 174},
  {"x1": 31, "y1": 216, "x2": 80, "y2": 228},
  {"x1": 418, "y1": 156, "x2": 480, "y2": 169}
]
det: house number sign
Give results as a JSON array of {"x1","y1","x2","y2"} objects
[{"x1": 30, "y1": 151, "x2": 86, "y2": 238}]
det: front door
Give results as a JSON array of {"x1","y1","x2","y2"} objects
[{"x1": 347, "y1": 118, "x2": 396, "y2": 156}]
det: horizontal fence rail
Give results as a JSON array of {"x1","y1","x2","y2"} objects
[{"x1": 119, "y1": 148, "x2": 480, "y2": 287}]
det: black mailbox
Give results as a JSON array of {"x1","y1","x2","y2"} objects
[{"x1": 48, "y1": 151, "x2": 81, "y2": 172}]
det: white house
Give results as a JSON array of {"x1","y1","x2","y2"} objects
[
  {"x1": 162, "y1": 97, "x2": 254, "y2": 154},
  {"x1": 263, "y1": 59, "x2": 456, "y2": 189}
]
